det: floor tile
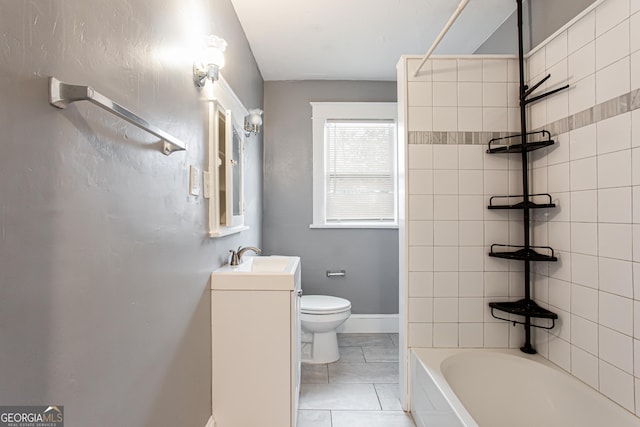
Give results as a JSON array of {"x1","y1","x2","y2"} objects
[
  {"x1": 329, "y1": 362, "x2": 399, "y2": 383},
  {"x1": 333, "y1": 346, "x2": 366, "y2": 363},
  {"x1": 302, "y1": 363, "x2": 329, "y2": 383},
  {"x1": 299, "y1": 383, "x2": 381, "y2": 410},
  {"x1": 338, "y1": 333, "x2": 394, "y2": 347},
  {"x1": 297, "y1": 410, "x2": 331, "y2": 427},
  {"x1": 331, "y1": 410, "x2": 416, "y2": 427},
  {"x1": 375, "y1": 383, "x2": 404, "y2": 411},
  {"x1": 363, "y1": 345, "x2": 399, "y2": 362}
]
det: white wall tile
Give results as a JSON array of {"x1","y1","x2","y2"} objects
[
  {"x1": 409, "y1": 221, "x2": 434, "y2": 246},
  {"x1": 598, "y1": 150, "x2": 632, "y2": 189},
  {"x1": 599, "y1": 223, "x2": 633, "y2": 260},
  {"x1": 599, "y1": 257, "x2": 633, "y2": 297},
  {"x1": 635, "y1": 302, "x2": 640, "y2": 340},
  {"x1": 433, "y1": 195, "x2": 458, "y2": 220},
  {"x1": 433, "y1": 323, "x2": 459, "y2": 347},
  {"x1": 529, "y1": 49, "x2": 546, "y2": 79},
  {"x1": 572, "y1": 345, "x2": 599, "y2": 388},
  {"x1": 634, "y1": 187, "x2": 640, "y2": 223},
  {"x1": 433, "y1": 220, "x2": 458, "y2": 246},
  {"x1": 457, "y1": 59, "x2": 482, "y2": 82},
  {"x1": 459, "y1": 221, "x2": 484, "y2": 246},
  {"x1": 407, "y1": 58, "x2": 432, "y2": 82},
  {"x1": 484, "y1": 322, "x2": 509, "y2": 347},
  {"x1": 434, "y1": 247, "x2": 458, "y2": 271},
  {"x1": 634, "y1": 262, "x2": 640, "y2": 300},
  {"x1": 595, "y1": 20, "x2": 630, "y2": 71},
  {"x1": 549, "y1": 277, "x2": 572, "y2": 312},
  {"x1": 458, "y1": 82, "x2": 482, "y2": 107},
  {"x1": 408, "y1": 195, "x2": 433, "y2": 220},
  {"x1": 408, "y1": 271, "x2": 434, "y2": 297},
  {"x1": 483, "y1": 170, "x2": 509, "y2": 195},
  {"x1": 433, "y1": 82, "x2": 458, "y2": 107},
  {"x1": 458, "y1": 145, "x2": 484, "y2": 170},
  {"x1": 600, "y1": 291, "x2": 633, "y2": 335},
  {"x1": 507, "y1": 83, "x2": 519, "y2": 107},
  {"x1": 546, "y1": 32, "x2": 568, "y2": 67},
  {"x1": 568, "y1": 41, "x2": 595, "y2": 82},
  {"x1": 483, "y1": 82, "x2": 508, "y2": 107},
  {"x1": 548, "y1": 163, "x2": 571, "y2": 193},
  {"x1": 483, "y1": 151, "x2": 509, "y2": 170},
  {"x1": 549, "y1": 336, "x2": 572, "y2": 371},
  {"x1": 507, "y1": 108, "x2": 520, "y2": 132},
  {"x1": 551, "y1": 192, "x2": 571, "y2": 222},
  {"x1": 570, "y1": 123, "x2": 597, "y2": 160},
  {"x1": 634, "y1": 224, "x2": 640, "y2": 262},
  {"x1": 409, "y1": 169, "x2": 433, "y2": 194},
  {"x1": 408, "y1": 82, "x2": 433, "y2": 106},
  {"x1": 549, "y1": 251, "x2": 572, "y2": 282},
  {"x1": 433, "y1": 145, "x2": 458, "y2": 169},
  {"x1": 634, "y1": 110, "x2": 640, "y2": 148},
  {"x1": 599, "y1": 325, "x2": 634, "y2": 372},
  {"x1": 482, "y1": 59, "x2": 508, "y2": 82},
  {"x1": 569, "y1": 74, "x2": 596, "y2": 115},
  {"x1": 599, "y1": 359, "x2": 635, "y2": 411},
  {"x1": 631, "y1": 50, "x2": 640, "y2": 90},
  {"x1": 434, "y1": 298, "x2": 457, "y2": 320},
  {"x1": 433, "y1": 272, "x2": 458, "y2": 297},
  {"x1": 457, "y1": 107, "x2": 483, "y2": 131},
  {"x1": 633, "y1": 1, "x2": 640, "y2": 14},
  {"x1": 459, "y1": 170, "x2": 484, "y2": 195},
  {"x1": 484, "y1": 271, "x2": 509, "y2": 297},
  {"x1": 530, "y1": 99, "x2": 547, "y2": 130},
  {"x1": 596, "y1": 0, "x2": 630, "y2": 36},
  {"x1": 572, "y1": 314, "x2": 599, "y2": 354},
  {"x1": 459, "y1": 246, "x2": 484, "y2": 272},
  {"x1": 568, "y1": 10, "x2": 595, "y2": 54},
  {"x1": 459, "y1": 323, "x2": 483, "y2": 347},
  {"x1": 409, "y1": 297, "x2": 434, "y2": 323},
  {"x1": 548, "y1": 133, "x2": 570, "y2": 165},
  {"x1": 433, "y1": 107, "x2": 458, "y2": 131},
  {"x1": 459, "y1": 195, "x2": 484, "y2": 221},
  {"x1": 484, "y1": 220, "x2": 509, "y2": 246},
  {"x1": 408, "y1": 246, "x2": 433, "y2": 271},
  {"x1": 459, "y1": 298, "x2": 484, "y2": 323},
  {"x1": 459, "y1": 272, "x2": 483, "y2": 297},
  {"x1": 432, "y1": 59, "x2": 457, "y2": 82},
  {"x1": 597, "y1": 112, "x2": 632, "y2": 155},
  {"x1": 631, "y1": 10, "x2": 640, "y2": 53},
  {"x1": 571, "y1": 190, "x2": 598, "y2": 222},
  {"x1": 572, "y1": 283, "x2": 599, "y2": 321},
  {"x1": 433, "y1": 170, "x2": 459, "y2": 195},
  {"x1": 408, "y1": 106, "x2": 433, "y2": 131},
  {"x1": 596, "y1": 57, "x2": 630, "y2": 103},
  {"x1": 572, "y1": 253, "x2": 599, "y2": 290},
  {"x1": 408, "y1": 322, "x2": 433, "y2": 347},
  {"x1": 483, "y1": 107, "x2": 508, "y2": 132},
  {"x1": 571, "y1": 156, "x2": 598, "y2": 190},
  {"x1": 548, "y1": 221, "x2": 571, "y2": 253},
  {"x1": 408, "y1": 144, "x2": 433, "y2": 170},
  {"x1": 598, "y1": 187, "x2": 632, "y2": 223}
]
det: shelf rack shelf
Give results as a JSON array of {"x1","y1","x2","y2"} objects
[{"x1": 486, "y1": 0, "x2": 569, "y2": 354}]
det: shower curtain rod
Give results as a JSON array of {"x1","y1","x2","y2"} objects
[{"x1": 412, "y1": 0, "x2": 470, "y2": 77}]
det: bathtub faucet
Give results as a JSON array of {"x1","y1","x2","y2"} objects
[{"x1": 229, "y1": 246, "x2": 262, "y2": 265}]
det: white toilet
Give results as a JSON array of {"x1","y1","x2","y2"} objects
[{"x1": 300, "y1": 295, "x2": 351, "y2": 364}]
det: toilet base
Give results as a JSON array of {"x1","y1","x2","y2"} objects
[{"x1": 302, "y1": 330, "x2": 340, "y2": 364}]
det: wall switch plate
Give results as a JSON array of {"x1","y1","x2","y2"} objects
[{"x1": 189, "y1": 165, "x2": 200, "y2": 196}]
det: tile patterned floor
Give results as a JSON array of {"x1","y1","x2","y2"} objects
[{"x1": 297, "y1": 333, "x2": 416, "y2": 427}]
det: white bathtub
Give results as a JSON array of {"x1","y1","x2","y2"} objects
[{"x1": 410, "y1": 348, "x2": 640, "y2": 427}]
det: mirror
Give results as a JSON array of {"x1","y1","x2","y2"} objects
[{"x1": 207, "y1": 81, "x2": 248, "y2": 237}]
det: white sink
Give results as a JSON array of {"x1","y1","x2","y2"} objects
[{"x1": 211, "y1": 255, "x2": 301, "y2": 291}]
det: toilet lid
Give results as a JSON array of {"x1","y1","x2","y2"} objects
[{"x1": 301, "y1": 295, "x2": 351, "y2": 314}]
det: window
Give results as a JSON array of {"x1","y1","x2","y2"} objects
[{"x1": 311, "y1": 102, "x2": 398, "y2": 228}]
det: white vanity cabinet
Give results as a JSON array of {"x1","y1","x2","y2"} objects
[{"x1": 211, "y1": 256, "x2": 301, "y2": 427}]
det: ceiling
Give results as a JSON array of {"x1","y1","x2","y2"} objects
[{"x1": 229, "y1": 0, "x2": 517, "y2": 81}]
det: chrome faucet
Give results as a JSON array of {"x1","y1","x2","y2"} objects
[{"x1": 229, "y1": 246, "x2": 262, "y2": 266}]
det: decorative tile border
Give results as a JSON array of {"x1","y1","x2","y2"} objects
[{"x1": 408, "y1": 88, "x2": 640, "y2": 145}]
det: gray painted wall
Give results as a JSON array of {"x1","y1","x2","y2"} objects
[
  {"x1": 0, "y1": 1, "x2": 262, "y2": 426},
  {"x1": 262, "y1": 81, "x2": 399, "y2": 314},
  {"x1": 476, "y1": 0, "x2": 596, "y2": 54}
]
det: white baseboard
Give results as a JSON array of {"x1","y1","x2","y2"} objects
[
  {"x1": 205, "y1": 415, "x2": 215, "y2": 427},
  {"x1": 337, "y1": 314, "x2": 398, "y2": 333}
]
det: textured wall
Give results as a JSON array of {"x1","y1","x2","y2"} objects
[
  {"x1": 0, "y1": 1, "x2": 262, "y2": 426},
  {"x1": 262, "y1": 81, "x2": 399, "y2": 314}
]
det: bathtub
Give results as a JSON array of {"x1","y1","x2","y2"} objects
[{"x1": 410, "y1": 348, "x2": 640, "y2": 427}]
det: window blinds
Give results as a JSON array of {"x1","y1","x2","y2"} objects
[{"x1": 325, "y1": 119, "x2": 396, "y2": 222}]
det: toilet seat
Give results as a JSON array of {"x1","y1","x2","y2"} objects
[{"x1": 301, "y1": 295, "x2": 351, "y2": 315}]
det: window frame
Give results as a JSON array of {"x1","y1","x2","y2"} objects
[{"x1": 310, "y1": 102, "x2": 398, "y2": 229}]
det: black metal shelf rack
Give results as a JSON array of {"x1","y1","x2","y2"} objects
[{"x1": 486, "y1": 0, "x2": 569, "y2": 354}]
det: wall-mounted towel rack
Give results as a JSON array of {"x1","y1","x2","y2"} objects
[{"x1": 48, "y1": 77, "x2": 186, "y2": 156}]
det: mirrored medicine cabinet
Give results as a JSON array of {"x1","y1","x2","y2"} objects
[{"x1": 206, "y1": 76, "x2": 249, "y2": 237}]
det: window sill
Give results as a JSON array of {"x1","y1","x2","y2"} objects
[{"x1": 310, "y1": 223, "x2": 398, "y2": 230}]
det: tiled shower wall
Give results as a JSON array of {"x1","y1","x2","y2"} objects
[{"x1": 401, "y1": 0, "x2": 640, "y2": 415}]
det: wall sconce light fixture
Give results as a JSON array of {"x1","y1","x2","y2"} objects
[
  {"x1": 244, "y1": 109, "x2": 263, "y2": 136},
  {"x1": 193, "y1": 35, "x2": 227, "y2": 87}
]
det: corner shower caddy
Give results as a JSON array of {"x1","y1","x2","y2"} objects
[{"x1": 486, "y1": 0, "x2": 568, "y2": 354}]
